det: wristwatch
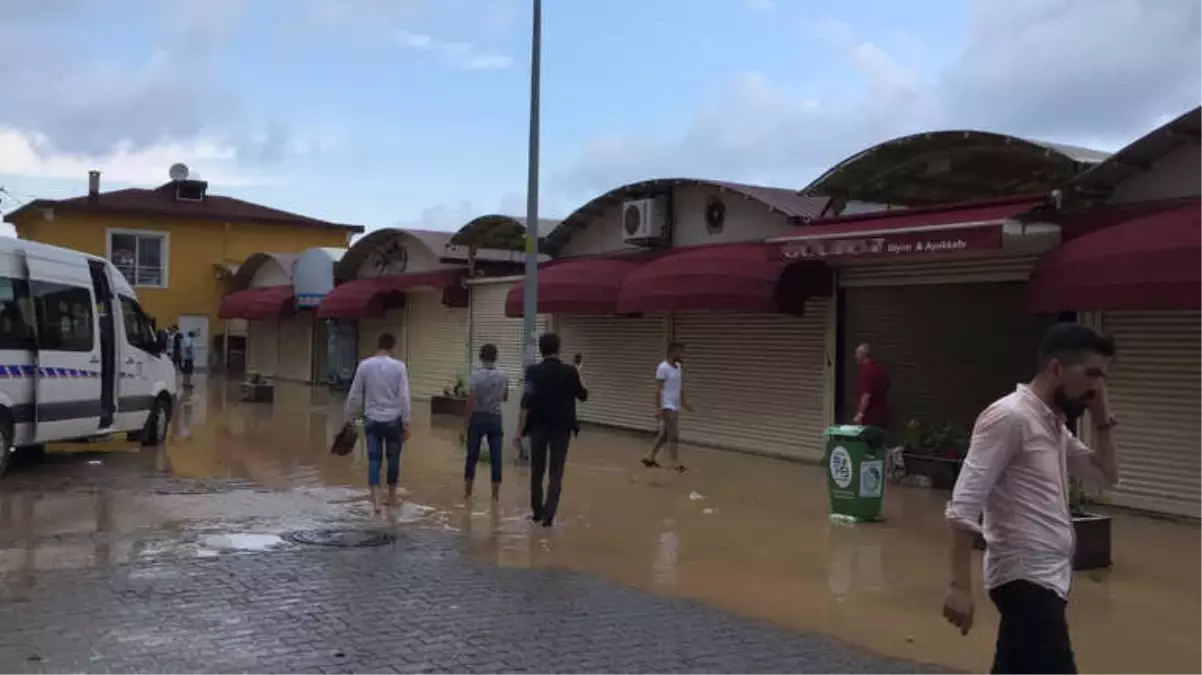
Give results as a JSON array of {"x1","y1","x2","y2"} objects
[{"x1": 1095, "y1": 416, "x2": 1119, "y2": 431}]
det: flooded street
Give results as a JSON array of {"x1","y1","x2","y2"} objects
[{"x1": 1, "y1": 377, "x2": 1198, "y2": 673}]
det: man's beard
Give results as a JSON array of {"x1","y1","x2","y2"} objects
[{"x1": 1053, "y1": 385, "x2": 1094, "y2": 420}]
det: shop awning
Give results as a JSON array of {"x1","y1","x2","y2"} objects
[
  {"x1": 504, "y1": 257, "x2": 646, "y2": 317},
  {"x1": 218, "y1": 285, "x2": 294, "y2": 320},
  {"x1": 317, "y1": 269, "x2": 465, "y2": 318},
  {"x1": 615, "y1": 242, "x2": 829, "y2": 315},
  {"x1": 1027, "y1": 201, "x2": 1200, "y2": 313},
  {"x1": 768, "y1": 196, "x2": 1046, "y2": 261}
]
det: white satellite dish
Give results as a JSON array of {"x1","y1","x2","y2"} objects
[{"x1": 168, "y1": 163, "x2": 190, "y2": 181}]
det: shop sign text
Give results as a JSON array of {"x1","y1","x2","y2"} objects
[{"x1": 780, "y1": 226, "x2": 1002, "y2": 261}]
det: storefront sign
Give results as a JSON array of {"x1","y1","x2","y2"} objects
[{"x1": 779, "y1": 226, "x2": 1002, "y2": 261}]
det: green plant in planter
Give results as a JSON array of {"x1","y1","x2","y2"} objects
[
  {"x1": 1068, "y1": 476, "x2": 1090, "y2": 518},
  {"x1": 442, "y1": 373, "x2": 468, "y2": 399},
  {"x1": 246, "y1": 371, "x2": 266, "y2": 385},
  {"x1": 902, "y1": 419, "x2": 970, "y2": 460}
]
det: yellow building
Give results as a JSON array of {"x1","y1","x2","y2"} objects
[{"x1": 4, "y1": 170, "x2": 362, "y2": 367}]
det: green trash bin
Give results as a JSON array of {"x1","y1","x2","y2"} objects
[{"x1": 823, "y1": 424, "x2": 887, "y2": 523}]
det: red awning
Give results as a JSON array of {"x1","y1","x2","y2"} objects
[
  {"x1": 218, "y1": 285, "x2": 294, "y2": 320},
  {"x1": 317, "y1": 269, "x2": 464, "y2": 318},
  {"x1": 1027, "y1": 201, "x2": 1200, "y2": 313},
  {"x1": 616, "y1": 242, "x2": 829, "y2": 315},
  {"x1": 504, "y1": 257, "x2": 646, "y2": 317},
  {"x1": 769, "y1": 196, "x2": 1045, "y2": 261}
]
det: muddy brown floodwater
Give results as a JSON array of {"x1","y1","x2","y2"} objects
[{"x1": 1, "y1": 376, "x2": 1198, "y2": 674}]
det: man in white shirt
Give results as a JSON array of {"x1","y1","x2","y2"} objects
[
  {"x1": 943, "y1": 323, "x2": 1118, "y2": 674},
  {"x1": 641, "y1": 342, "x2": 692, "y2": 473},
  {"x1": 345, "y1": 332, "x2": 412, "y2": 514}
]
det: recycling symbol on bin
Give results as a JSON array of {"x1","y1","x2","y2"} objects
[{"x1": 829, "y1": 446, "x2": 853, "y2": 489}]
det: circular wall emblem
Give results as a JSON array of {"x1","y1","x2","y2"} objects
[
  {"x1": 623, "y1": 203, "x2": 642, "y2": 236},
  {"x1": 704, "y1": 197, "x2": 726, "y2": 234},
  {"x1": 366, "y1": 237, "x2": 408, "y2": 277},
  {"x1": 829, "y1": 446, "x2": 853, "y2": 489}
]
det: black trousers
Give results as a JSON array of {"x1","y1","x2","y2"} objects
[
  {"x1": 989, "y1": 580, "x2": 1077, "y2": 674},
  {"x1": 529, "y1": 428, "x2": 571, "y2": 524}
]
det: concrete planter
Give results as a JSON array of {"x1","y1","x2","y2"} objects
[
  {"x1": 972, "y1": 513, "x2": 1112, "y2": 571},
  {"x1": 902, "y1": 453, "x2": 962, "y2": 490},
  {"x1": 430, "y1": 396, "x2": 467, "y2": 417},
  {"x1": 239, "y1": 382, "x2": 275, "y2": 403}
]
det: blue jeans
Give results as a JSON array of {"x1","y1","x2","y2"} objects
[
  {"x1": 465, "y1": 411, "x2": 503, "y2": 484},
  {"x1": 365, "y1": 418, "x2": 404, "y2": 487}
]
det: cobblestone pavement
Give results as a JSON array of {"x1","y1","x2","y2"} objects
[{"x1": 0, "y1": 529, "x2": 936, "y2": 674}]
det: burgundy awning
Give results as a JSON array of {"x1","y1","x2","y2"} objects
[
  {"x1": 1027, "y1": 200, "x2": 1200, "y2": 313},
  {"x1": 616, "y1": 242, "x2": 829, "y2": 315},
  {"x1": 219, "y1": 285, "x2": 294, "y2": 320},
  {"x1": 504, "y1": 257, "x2": 647, "y2": 317},
  {"x1": 769, "y1": 196, "x2": 1046, "y2": 261},
  {"x1": 317, "y1": 269, "x2": 465, "y2": 318}
]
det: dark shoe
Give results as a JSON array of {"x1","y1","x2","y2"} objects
[
  {"x1": 540, "y1": 518, "x2": 554, "y2": 528},
  {"x1": 674, "y1": 465, "x2": 688, "y2": 474},
  {"x1": 641, "y1": 457, "x2": 661, "y2": 468},
  {"x1": 530, "y1": 513, "x2": 543, "y2": 523}
]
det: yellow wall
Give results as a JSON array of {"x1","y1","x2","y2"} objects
[{"x1": 12, "y1": 212, "x2": 350, "y2": 331}]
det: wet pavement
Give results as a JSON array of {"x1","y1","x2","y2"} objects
[{"x1": 0, "y1": 376, "x2": 1198, "y2": 673}]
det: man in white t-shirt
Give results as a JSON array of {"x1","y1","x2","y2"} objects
[{"x1": 642, "y1": 342, "x2": 692, "y2": 473}]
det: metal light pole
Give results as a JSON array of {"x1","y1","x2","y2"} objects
[{"x1": 521, "y1": 0, "x2": 542, "y2": 369}]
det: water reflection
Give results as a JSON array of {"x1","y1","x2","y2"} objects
[{"x1": 0, "y1": 376, "x2": 1196, "y2": 674}]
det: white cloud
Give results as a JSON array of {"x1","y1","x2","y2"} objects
[
  {"x1": 558, "y1": 0, "x2": 1201, "y2": 198},
  {"x1": 745, "y1": 0, "x2": 777, "y2": 13},
  {"x1": 397, "y1": 31, "x2": 513, "y2": 70},
  {"x1": 0, "y1": 129, "x2": 279, "y2": 187}
]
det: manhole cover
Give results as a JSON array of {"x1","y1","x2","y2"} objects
[{"x1": 285, "y1": 528, "x2": 395, "y2": 548}]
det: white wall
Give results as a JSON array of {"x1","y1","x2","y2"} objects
[
  {"x1": 357, "y1": 232, "x2": 454, "y2": 278},
  {"x1": 249, "y1": 259, "x2": 291, "y2": 288},
  {"x1": 1109, "y1": 146, "x2": 1201, "y2": 204},
  {"x1": 558, "y1": 183, "x2": 797, "y2": 257}
]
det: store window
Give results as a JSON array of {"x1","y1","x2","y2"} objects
[
  {"x1": 0, "y1": 276, "x2": 35, "y2": 350},
  {"x1": 31, "y1": 282, "x2": 95, "y2": 352},
  {"x1": 108, "y1": 230, "x2": 168, "y2": 288}
]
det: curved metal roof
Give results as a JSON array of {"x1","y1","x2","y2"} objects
[
  {"x1": 336, "y1": 228, "x2": 453, "y2": 280},
  {"x1": 450, "y1": 214, "x2": 560, "y2": 253},
  {"x1": 231, "y1": 252, "x2": 299, "y2": 289},
  {"x1": 802, "y1": 130, "x2": 1109, "y2": 208},
  {"x1": 1071, "y1": 107, "x2": 1201, "y2": 198},
  {"x1": 545, "y1": 178, "x2": 831, "y2": 254}
]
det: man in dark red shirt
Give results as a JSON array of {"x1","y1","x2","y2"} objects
[{"x1": 853, "y1": 343, "x2": 890, "y2": 428}]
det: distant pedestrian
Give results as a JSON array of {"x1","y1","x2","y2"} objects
[
  {"x1": 463, "y1": 343, "x2": 509, "y2": 503},
  {"x1": 170, "y1": 326, "x2": 183, "y2": 370},
  {"x1": 180, "y1": 331, "x2": 196, "y2": 389},
  {"x1": 642, "y1": 342, "x2": 692, "y2": 473},
  {"x1": 515, "y1": 332, "x2": 588, "y2": 527},
  {"x1": 943, "y1": 323, "x2": 1119, "y2": 674},
  {"x1": 345, "y1": 332, "x2": 412, "y2": 514},
  {"x1": 853, "y1": 343, "x2": 889, "y2": 428}
]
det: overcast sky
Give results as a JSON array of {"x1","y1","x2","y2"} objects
[{"x1": 0, "y1": 0, "x2": 1198, "y2": 236}]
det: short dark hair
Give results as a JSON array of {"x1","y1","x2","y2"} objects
[
  {"x1": 479, "y1": 343, "x2": 498, "y2": 363},
  {"x1": 668, "y1": 341, "x2": 685, "y2": 352},
  {"x1": 1037, "y1": 323, "x2": 1115, "y2": 371},
  {"x1": 538, "y1": 332, "x2": 561, "y2": 357},
  {"x1": 377, "y1": 332, "x2": 396, "y2": 351}
]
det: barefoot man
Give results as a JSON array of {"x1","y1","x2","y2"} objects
[
  {"x1": 345, "y1": 332, "x2": 412, "y2": 514},
  {"x1": 943, "y1": 323, "x2": 1118, "y2": 673}
]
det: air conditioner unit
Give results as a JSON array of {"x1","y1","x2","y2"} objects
[{"x1": 620, "y1": 197, "x2": 669, "y2": 244}]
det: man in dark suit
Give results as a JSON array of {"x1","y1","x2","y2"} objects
[{"x1": 515, "y1": 332, "x2": 588, "y2": 527}]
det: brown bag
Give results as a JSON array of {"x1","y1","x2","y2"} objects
[{"x1": 330, "y1": 422, "x2": 358, "y2": 456}]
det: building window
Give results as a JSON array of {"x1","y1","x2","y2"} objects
[
  {"x1": 108, "y1": 230, "x2": 168, "y2": 288},
  {"x1": 0, "y1": 277, "x2": 35, "y2": 350},
  {"x1": 31, "y1": 282, "x2": 94, "y2": 352}
]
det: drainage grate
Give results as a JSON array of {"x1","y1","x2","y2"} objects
[{"x1": 285, "y1": 528, "x2": 396, "y2": 548}]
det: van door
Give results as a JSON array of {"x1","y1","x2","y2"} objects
[
  {"x1": 23, "y1": 252, "x2": 103, "y2": 441},
  {"x1": 116, "y1": 295, "x2": 157, "y2": 431},
  {"x1": 87, "y1": 260, "x2": 117, "y2": 428}
]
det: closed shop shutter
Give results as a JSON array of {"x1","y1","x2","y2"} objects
[
  {"x1": 247, "y1": 318, "x2": 280, "y2": 378},
  {"x1": 1103, "y1": 310, "x2": 1200, "y2": 518},
  {"x1": 838, "y1": 255, "x2": 1037, "y2": 287},
  {"x1": 469, "y1": 281, "x2": 548, "y2": 383},
  {"x1": 407, "y1": 291, "x2": 469, "y2": 399},
  {"x1": 557, "y1": 315, "x2": 667, "y2": 431},
  {"x1": 673, "y1": 302, "x2": 830, "y2": 460},
  {"x1": 358, "y1": 310, "x2": 404, "y2": 361},
  {"x1": 841, "y1": 283, "x2": 1053, "y2": 433},
  {"x1": 277, "y1": 313, "x2": 314, "y2": 382}
]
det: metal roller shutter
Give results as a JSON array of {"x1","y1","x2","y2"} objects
[
  {"x1": 557, "y1": 315, "x2": 667, "y2": 431},
  {"x1": 841, "y1": 283, "x2": 1052, "y2": 433},
  {"x1": 247, "y1": 318, "x2": 279, "y2": 378},
  {"x1": 277, "y1": 313, "x2": 313, "y2": 382},
  {"x1": 1102, "y1": 310, "x2": 1200, "y2": 518},
  {"x1": 407, "y1": 291, "x2": 469, "y2": 399},
  {"x1": 358, "y1": 310, "x2": 404, "y2": 361},
  {"x1": 469, "y1": 281, "x2": 548, "y2": 383},
  {"x1": 673, "y1": 303, "x2": 830, "y2": 460},
  {"x1": 838, "y1": 255, "x2": 1037, "y2": 287}
]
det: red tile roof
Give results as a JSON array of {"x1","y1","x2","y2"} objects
[{"x1": 3, "y1": 181, "x2": 363, "y2": 232}]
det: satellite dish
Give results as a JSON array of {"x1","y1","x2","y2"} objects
[{"x1": 168, "y1": 163, "x2": 190, "y2": 181}]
